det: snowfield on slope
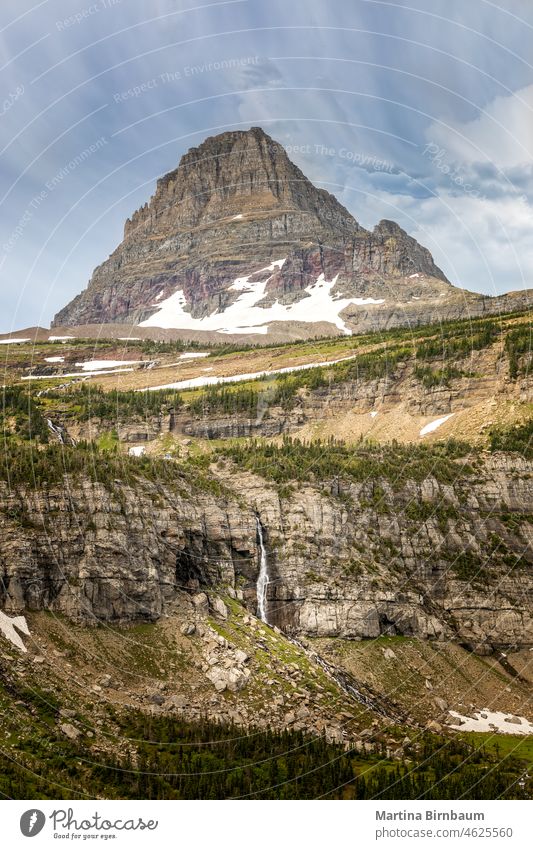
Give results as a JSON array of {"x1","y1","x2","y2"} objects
[
  {"x1": 139, "y1": 260, "x2": 385, "y2": 335},
  {"x1": 448, "y1": 710, "x2": 533, "y2": 735},
  {"x1": 23, "y1": 367, "x2": 137, "y2": 380},
  {"x1": 0, "y1": 612, "x2": 30, "y2": 652},
  {"x1": 75, "y1": 359, "x2": 143, "y2": 371},
  {"x1": 146, "y1": 352, "x2": 360, "y2": 392},
  {"x1": 420, "y1": 413, "x2": 454, "y2": 436},
  {"x1": 0, "y1": 338, "x2": 31, "y2": 344}
]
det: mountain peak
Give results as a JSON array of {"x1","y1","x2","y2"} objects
[
  {"x1": 53, "y1": 127, "x2": 460, "y2": 334},
  {"x1": 124, "y1": 126, "x2": 358, "y2": 238},
  {"x1": 373, "y1": 219, "x2": 405, "y2": 235}
]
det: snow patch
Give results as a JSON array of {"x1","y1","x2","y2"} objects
[
  {"x1": 229, "y1": 274, "x2": 253, "y2": 292},
  {"x1": 147, "y1": 352, "x2": 359, "y2": 392},
  {"x1": 352, "y1": 297, "x2": 386, "y2": 305},
  {"x1": 23, "y1": 367, "x2": 136, "y2": 380},
  {"x1": 409, "y1": 273, "x2": 420, "y2": 279},
  {"x1": 48, "y1": 335, "x2": 75, "y2": 342},
  {"x1": 420, "y1": 413, "x2": 454, "y2": 437},
  {"x1": 266, "y1": 258, "x2": 286, "y2": 271},
  {"x1": 179, "y1": 352, "x2": 209, "y2": 360},
  {"x1": 0, "y1": 337, "x2": 30, "y2": 344},
  {"x1": 118, "y1": 336, "x2": 142, "y2": 341},
  {"x1": 0, "y1": 611, "x2": 30, "y2": 652},
  {"x1": 448, "y1": 710, "x2": 533, "y2": 735},
  {"x1": 75, "y1": 360, "x2": 142, "y2": 371},
  {"x1": 139, "y1": 261, "x2": 384, "y2": 336},
  {"x1": 70, "y1": 367, "x2": 136, "y2": 378},
  {"x1": 44, "y1": 356, "x2": 64, "y2": 363}
]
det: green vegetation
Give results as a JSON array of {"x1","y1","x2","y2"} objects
[
  {"x1": 218, "y1": 436, "x2": 473, "y2": 488},
  {"x1": 185, "y1": 315, "x2": 523, "y2": 417},
  {"x1": 460, "y1": 732, "x2": 533, "y2": 768},
  {"x1": 505, "y1": 324, "x2": 532, "y2": 379},
  {"x1": 5, "y1": 313, "x2": 529, "y2": 433},
  {"x1": 0, "y1": 311, "x2": 531, "y2": 802},
  {"x1": 189, "y1": 384, "x2": 262, "y2": 417},
  {"x1": 0, "y1": 687, "x2": 529, "y2": 800},
  {"x1": 415, "y1": 319, "x2": 499, "y2": 361},
  {"x1": 404, "y1": 500, "x2": 459, "y2": 533},
  {"x1": 203, "y1": 309, "x2": 530, "y2": 362},
  {"x1": 96, "y1": 429, "x2": 119, "y2": 451},
  {"x1": 1, "y1": 385, "x2": 49, "y2": 442},
  {"x1": 0, "y1": 438, "x2": 220, "y2": 494},
  {"x1": 137, "y1": 338, "x2": 209, "y2": 355},
  {"x1": 413, "y1": 364, "x2": 466, "y2": 388},
  {"x1": 186, "y1": 344, "x2": 462, "y2": 419},
  {"x1": 490, "y1": 419, "x2": 533, "y2": 459},
  {"x1": 449, "y1": 550, "x2": 488, "y2": 585},
  {"x1": 44, "y1": 383, "x2": 183, "y2": 422}
]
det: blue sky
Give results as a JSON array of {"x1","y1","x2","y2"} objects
[{"x1": 1, "y1": 0, "x2": 532, "y2": 332}]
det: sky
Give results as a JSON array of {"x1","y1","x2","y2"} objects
[{"x1": 0, "y1": 0, "x2": 532, "y2": 332}]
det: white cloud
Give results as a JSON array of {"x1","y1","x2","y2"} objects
[
  {"x1": 391, "y1": 190, "x2": 533, "y2": 294},
  {"x1": 427, "y1": 84, "x2": 533, "y2": 168}
]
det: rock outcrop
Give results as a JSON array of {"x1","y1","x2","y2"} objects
[
  {"x1": 53, "y1": 127, "x2": 476, "y2": 335},
  {"x1": 1, "y1": 454, "x2": 531, "y2": 653}
]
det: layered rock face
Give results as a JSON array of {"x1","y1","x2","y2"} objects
[
  {"x1": 1, "y1": 456, "x2": 531, "y2": 652},
  {"x1": 255, "y1": 456, "x2": 533, "y2": 653},
  {"x1": 53, "y1": 127, "x2": 468, "y2": 334}
]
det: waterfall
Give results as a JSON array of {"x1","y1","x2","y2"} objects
[
  {"x1": 253, "y1": 519, "x2": 396, "y2": 719},
  {"x1": 47, "y1": 418, "x2": 64, "y2": 444},
  {"x1": 46, "y1": 418, "x2": 76, "y2": 445},
  {"x1": 256, "y1": 516, "x2": 270, "y2": 623}
]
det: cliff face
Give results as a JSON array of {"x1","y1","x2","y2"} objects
[
  {"x1": 1, "y1": 455, "x2": 531, "y2": 653},
  {"x1": 52, "y1": 127, "x2": 463, "y2": 334},
  {"x1": 123, "y1": 126, "x2": 359, "y2": 238},
  {"x1": 252, "y1": 455, "x2": 533, "y2": 653}
]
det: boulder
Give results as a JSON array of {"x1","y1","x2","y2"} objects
[{"x1": 60, "y1": 723, "x2": 80, "y2": 740}]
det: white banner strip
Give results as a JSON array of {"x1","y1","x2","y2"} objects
[{"x1": 2, "y1": 800, "x2": 530, "y2": 848}]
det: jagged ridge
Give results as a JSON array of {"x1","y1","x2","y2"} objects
[{"x1": 53, "y1": 127, "x2": 460, "y2": 334}]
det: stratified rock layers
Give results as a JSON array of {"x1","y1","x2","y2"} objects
[
  {"x1": 53, "y1": 127, "x2": 468, "y2": 334},
  {"x1": 1, "y1": 454, "x2": 531, "y2": 652}
]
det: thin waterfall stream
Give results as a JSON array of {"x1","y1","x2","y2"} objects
[
  {"x1": 288, "y1": 635, "x2": 392, "y2": 717},
  {"x1": 254, "y1": 517, "x2": 397, "y2": 720},
  {"x1": 256, "y1": 516, "x2": 270, "y2": 623},
  {"x1": 46, "y1": 418, "x2": 65, "y2": 444}
]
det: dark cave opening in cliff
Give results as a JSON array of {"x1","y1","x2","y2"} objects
[{"x1": 175, "y1": 548, "x2": 205, "y2": 592}]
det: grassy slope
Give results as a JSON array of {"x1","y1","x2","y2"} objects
[{"x1": 0, "y1": 609, "x2": 531, "y2": 800}]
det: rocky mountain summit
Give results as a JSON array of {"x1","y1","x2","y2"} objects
[{"x1": 53, "y1": 127, "x2": 482, "y2": 337}]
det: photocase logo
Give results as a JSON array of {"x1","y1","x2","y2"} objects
[{"x1": 20, "y1": 809, "x2": 46, "y2": 837}]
